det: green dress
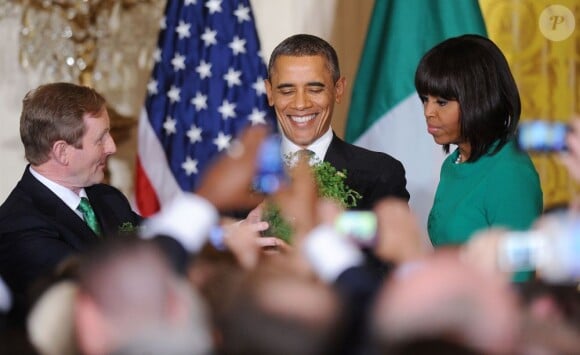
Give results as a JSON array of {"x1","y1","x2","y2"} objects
[{"x1": 428, "y1": 140, "x2": 543, "y2": 245}]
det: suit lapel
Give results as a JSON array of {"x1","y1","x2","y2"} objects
[
  {"x1": 324, "y1": 133, "x2": 350, "y2": 169},
  {"x1": 323, "y1": 135, "x2": 371, "y2": 208},
  {"x1": 19, "y1": 168, "x2": 98, "y2": 249}
]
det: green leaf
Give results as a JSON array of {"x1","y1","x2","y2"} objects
[
  {"x1": 118, "y1": 222, "x2": 139, "y2": 233},
  {"x1": 262, "y1": 153, "x2": 362, "y2": 244},
  {"x1": 261, "y1": 202, "x2": 293, "y2": 244}
]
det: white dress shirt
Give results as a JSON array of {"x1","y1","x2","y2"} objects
[
  {"x1": 29, "y1": 166, "x2": 87, "y2": 220},
  {"x1": 280, "y1": 127, "x2": 333, "y2": 164}
]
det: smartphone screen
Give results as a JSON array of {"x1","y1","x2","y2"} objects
[
  {"x1": 253, "y1": 134, "x2": 287, "y2": 194},
  {"x1": 335, "y1": 211, "x2": 377, "y2": 247},
  {"x1": 517, "y1": 120, "x2": 568, "y2": 152},
  {"x1": 497, "y1": 232, "x2": 545, "y2": 272}
]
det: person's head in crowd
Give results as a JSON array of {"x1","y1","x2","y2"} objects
[
  {"x1": 187, "y1": 247, "x2": 245, "y2": 322},
  {"x1": 24, "y1": 253, "x2": 83, "y2": 355},
  {"x1": 217, "y1": 258, "x2": 341, "y2": 355},
  {"x1": 265, "y1": 34, "x2": 346, "y2": 148},
  {"x1": 518, "y1": 280, "x2": 580, "y2": 329},
  {"x1": 27, "y1": 281, "x2": 78, "y2": 355},
  {"x1": 20, "y1": 82, "x2": 116, "y2": 192},
  {"x1": 74, "y1": 238, "x2": 212, "y2": 355},
  {"x1": 415, "y1": 34, "x2": 520, "y2": 162},
  {"x1": 371, "y1": 251, "x2": 521, "y2": 355}
]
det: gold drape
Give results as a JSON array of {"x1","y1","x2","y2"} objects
[{"x1": 480, "y1": 0, "x2": 580, "y2": 209}]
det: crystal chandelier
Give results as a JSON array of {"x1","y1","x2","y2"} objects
[{"x1": 4, "y1": 0, "x2": 166, "y2": 116}]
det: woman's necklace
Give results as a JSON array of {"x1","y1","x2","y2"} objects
[{"x1": 455, "y1": 152, "x2": 462, "y2": 164}]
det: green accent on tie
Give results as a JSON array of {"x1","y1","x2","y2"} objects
[{"x1": 77, "y1": 197, "x2": 102, "y2": 236}]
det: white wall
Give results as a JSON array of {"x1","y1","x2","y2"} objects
[
  {"x1": 0, "y1": 15, "x2": 33, "y2": 203},
  {"x1": 250, "y1": 0, "x2": 338, "y2": 62}
]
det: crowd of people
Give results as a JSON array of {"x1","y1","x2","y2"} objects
[{"x1": 0, "y1": 33, "x2": 579, "y2": 354}]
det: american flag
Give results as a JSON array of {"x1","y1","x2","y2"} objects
[{"x1": 136, "y1": 0, "x2": 275, "y2": 216}]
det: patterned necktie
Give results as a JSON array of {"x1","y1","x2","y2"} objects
[
  {"x1": 77, "y1": 197, "x2": 102, "y2": 236},
  {"x1": 297, "y1": 149, "x2": 315, "y2": 161},
  {"x1": 296, "y1": 149, "x2": 314, "y2": 158}
]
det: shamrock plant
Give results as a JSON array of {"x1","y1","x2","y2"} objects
[{"x1": 262, "y1": 153, "x2": 361, "y2": 243}]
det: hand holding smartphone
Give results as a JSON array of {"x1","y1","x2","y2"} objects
[
  {"x1": 335, "y1": 211, "x2": 377, "y2": 247},
  {"x1": 496, "y1": 231, "x2": 545, "y2": 272},
  {"x1": 253, "y1": 134, "x2": 287, "y2": 194},
  {"x1": 517, "y1": 120, "x2": 568, "y2": 152}
]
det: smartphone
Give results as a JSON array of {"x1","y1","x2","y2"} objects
[
  {"x1": 517, "y1": 120, "x2": 568, "y2": 152},
  {"x1": 253, "y1": 134, "x2": 287, "y2": 194},
  {"x1": 335, "y1": 211, "x2": 377, "y2": 247},
  {"x1": 497, "y1": 231, "x2": 545, "y2": 272}
]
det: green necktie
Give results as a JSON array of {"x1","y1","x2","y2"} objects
[{"x1": 77, "y1": 197, "x2": 102, "y2": 236}]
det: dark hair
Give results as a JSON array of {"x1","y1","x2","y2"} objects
[
  {"x1": 20, "y1": 82, "x2": 106, "y2": 165},
  {"x1": 268, "y1": 34, "x2": 341, "y2": 83},
  {"x1": 414, "y1": 34, "x2": 520, "y2": 161}
]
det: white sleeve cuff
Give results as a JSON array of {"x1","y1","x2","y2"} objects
[
  {"x1": 303, "y1": 225, "x2": 365, "y2": 283},
  {"x1": 140, "y1": 193, "x2": 219, "y2": 253}
]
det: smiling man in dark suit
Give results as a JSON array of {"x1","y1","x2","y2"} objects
[
  {"x1": 265, "y1": 34, "x2": 409, "y2": 210},
  {"x1": 0, "y1": 82, "x2": 142, "y2": 320}
]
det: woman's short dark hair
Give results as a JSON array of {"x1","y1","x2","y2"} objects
[
  {"x1": 268, "y1": 34, "x2": 341, "y2": 83},
  {"x1": 414, "y1": 34, "x2": 521, "y2": 162}
]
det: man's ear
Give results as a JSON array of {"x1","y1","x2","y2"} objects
[
  {"x1": 335, "y1": 77, "x2": 347, "y2": 104},
  {"x1": 264, "y1": 79, "x2": 274, "y2": 106},
  {"x1": 51, "y1": 140, "x2": 69, "y2": 165}
]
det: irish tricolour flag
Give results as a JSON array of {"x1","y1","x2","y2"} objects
[{"x1": 345, "y1": 0, "x2": 486, "y2": 229}]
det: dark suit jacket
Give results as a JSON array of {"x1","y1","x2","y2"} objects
[
  {"x1": 332, "y1": 254, "x2": 395, "y2": 355},
  {"x1": 324, "y1": 134, "x2": 409, "y2": 210},
  {"x1": 0, "y1": 167, "x2": 142, "y2": 318}
]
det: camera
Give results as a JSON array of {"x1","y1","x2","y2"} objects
[
  {"x1": 497, "y1": 213, "x2": 580, "y2": 283},
  {"x1": 253, "y1": 134, "x2": 287, "y2": 194},
  {"x1": 497, "y1": 231, "x2": 545, "y2": 272},
  {"x1": 334, "y1": 211, "x2": 377, "y2": 247},
  {"x1": 516, "y1": 120, "x2": 568, "y2": 152}
]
